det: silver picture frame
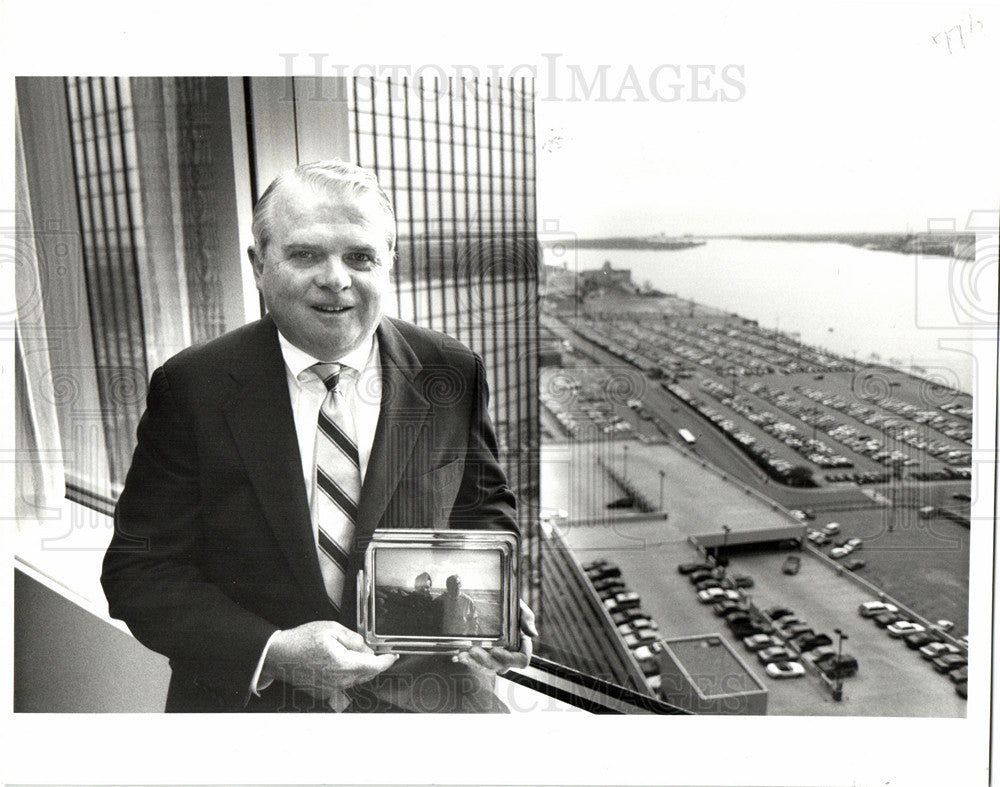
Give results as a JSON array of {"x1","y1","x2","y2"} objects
[{"x1": 357, "y1": 529, "x2": 520, "y2": 654}]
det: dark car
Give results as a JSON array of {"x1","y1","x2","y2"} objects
[
  {"x1": 844, "y1": 558, "x2": 866, "y2": 571},
  {"x1": 611, "y1": 608, "x2": 647, "y2": 626},
  {"x1": 872, "y1": 611, "x2": 904, "y2": 628},
  {"x1": 782, "y1": 555, "x2": 801, "y2": 575},
  {"x1": 728, "y1": 575, "x2": 755, "y2": 589},
  {"x1": 817, "y1": 653, "x2": 859, "y2": 678},
  {"x1": 689, "y1": 569, "x2": 715, "y2": 585},
  {"x1": 713, "y1": 600, "x2": 746, "y2": 617},
  {"x1": 695, "y1": 578, "x2": 723, "y2": 592},
  {"x1": 677, "y1": 562, "x2": 712, "y2": 575},
  {"x1": 903, "y1": 630, "x2": 941, "y2": 649},
  {"x1": 949, "y1": 666, "x2": 969, "y2": 684},
  {"x1": 586, "y1": 565, "x2": 622, "y2": 582},
  {"x1": 932, "y1": 654, "x2": 968, "y2": 674},
  {"x1": 592, "y1": 577, "x2": 626, "y2": 594},
  {"x1": 794, "y1": 633, "x2": 833, "y2": 652},
  {"x1": 732, "y1": 621, "x2": 770, "y2": 639},
  {"x1": 781, "y1": 623, "x2": 814, "y2": 639},
  {"x1": 956, "y1": 681, "x2": 968, "y2": 699},
  {"x1": 765, "y1": 606, "x2": 795, "y2": 621}
]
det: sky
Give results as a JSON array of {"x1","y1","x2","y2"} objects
[{"x1": 534, "y1": 4, "x2": 999, "y2": 237}]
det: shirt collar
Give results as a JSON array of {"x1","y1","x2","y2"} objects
[{"x1": 277, "y1": 330, "x2": 378, "y2": 382}]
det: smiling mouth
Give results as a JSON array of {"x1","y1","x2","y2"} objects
[{"x1": 312, "y1": 305, "x2": 352, "y2": 313}]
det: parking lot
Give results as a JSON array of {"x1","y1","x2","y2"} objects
[
  {"x1": 544, "y1": 440, "x2": 968, "y2": 717},
  {"x1": 562, "y1": 516, "x2": 966, "y2": 717}
]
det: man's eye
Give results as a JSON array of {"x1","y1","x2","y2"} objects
[
  {"x1": 344, "y1": 252, "x2": 376, "y2": 266},
  {"x1": 290, "y1": 250, "x2": 315, "y2": 261}
]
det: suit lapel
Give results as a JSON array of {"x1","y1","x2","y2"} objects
[
  {"x1": 223, "y1": 316, "x2": 329, "y2": 609},
  {"x1": 354, "y1": 318, "x2": 432, "y2": 541}
]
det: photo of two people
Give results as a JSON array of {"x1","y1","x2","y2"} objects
[{"x1": 373, "y1": 548, "x2": 504, "y2": 639}]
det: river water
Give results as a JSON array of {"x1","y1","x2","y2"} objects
[{"x1": 545, "y1": 239, "x2": 976, "y2": 395}]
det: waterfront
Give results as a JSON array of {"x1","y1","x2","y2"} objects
[{"x1": 543, "y1": 239, "x2": 976, "y2": 394}]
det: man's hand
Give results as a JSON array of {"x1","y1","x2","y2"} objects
[
  {"x1": 261, "y1": 620, "x2": 398, "y2": 700},
  {"x1": 454, "y1": 600, "x2": 537, "y2": 674}
]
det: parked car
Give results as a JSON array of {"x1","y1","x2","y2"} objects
[
  {"x1": 592, "y1": 577, "x2": 626, "y2": 593},
  {"x1": 802, "y1": 645, "x2": 837, "y2": 664},
  {"x1": 765, "y1": 606, "x2": 795, "y2": 621},
  {"x1": 677, "y1": 562, "x2": 711, "y2": 575},
  {"x1": 766, "y1": 661, "x2": 805, "y2": 679},
  {"x1": 935, "y1": 619, "x2": 956, "y2": 633},
  {"x1": 698, "y1": 588, "x2": 741, "y2": 603},
  {"x1": 782, "y1": 555, "x2": 801, "y2": 575},
  {"x1": 872, "y1": 611, "x2": 904, "y2": 628},
  {"x1": 689, "y1": 569, "x2": 715, "y2": 585},
  {"x1": 596, "y1": 582, "x2": 627, "y2": 599},
  {"x1": 713, "y1": 600, "x2": 746, "y2": 617},
  {"x1": 817, "y1": 654, "x2": 859, "y2": 678},
  {"x1": 694, "y1": 578, "x2": 723, "y2": 592},
  {"x1": 830, "y1": 546, "x2": 848, "y2": 559},
  {"x1": 844, "y1": 558, "x2": 867, "y2": 571},
  {"x1": 956, "y1": 681, "x2": 968, "y2": 699},
  {"x1": 743, "y1": 634, "x2": 781, "y2": 652},
  {"x1": 611, "y1": 608, "x2": 647, "y2": 625},
  {"x1": 758, "y1": 646, "x2": 797, "y2": 665},
  {"x1": 949, "y1": 666, "x2": 969, "y2": 684},
  {"x1": 807, "y1": 531, "x2": 830, "y2": 546},
  {"x1": 859, "y1": 601, "x2": 899, "y2": 618},
  {"x1": 633, "y1": 642, "x2": 663, "y2": 660},
  {"x1": 781, "y1": 623, "x2": 814, "y2": 639},
  {"x1": 822, "y1": 522, "x2": 841, "y2": 535},
  {"x1": 729, "y1": 575, "x2": 755, "y2": 589},
  {"x1": 623, "y1": 629, "x2": 659, "y2": 649},
  {"x1": 932, "y1": 654, "x2": 968, "y2": 674},
  {"x1": 887, "y1": 621, "x2": 926, "y2": 638},
  {"x1": 732, "y1": 621, "x2": 771, "y2": 639},
  {"x1": 586, "y1": 564, "x2": 621, "y2": 581},
  {"x1": 846, "y1": 538, "x2": 863, "y2": 550},
  {"x1": 920, "y1": 642, "x2": 961, "y2": 660},
  {"x1": 794, "y1": 633, "x2": 833, "y2": 652},
  {"x1": 903, "y1": 630, "x2": 941, "y2": 649}
]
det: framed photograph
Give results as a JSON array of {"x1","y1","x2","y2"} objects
[{"x1": 357, "y1": 529, "x2": 520, "y2": 654}]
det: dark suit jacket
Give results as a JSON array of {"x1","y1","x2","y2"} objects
[{"x1": 101, "y1": 315, "x2": 517, "y2": 711}]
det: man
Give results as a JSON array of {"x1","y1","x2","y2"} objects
[
  {"x1": 399, "y1": 572, "x2": 439, "y2": 636},
  {"x1": 101, "y1": 160, "x2": 534, "y2": 712},
  {"x1": 438, "y1": 575, "x2": 479, "y2": 636}
]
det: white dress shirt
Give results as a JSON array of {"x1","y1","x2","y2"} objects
[{"x1": 250, "y1": 329, "x2": 383, "y2": 705}]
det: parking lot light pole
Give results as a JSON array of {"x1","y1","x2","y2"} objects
[
  {"x1": 718, "y1": 525, "x2": 732, "y2": 575},
  {"x1": 833, "y1": 628, "x2": 848, "y2": 701},
  {"x1": 659, "y1": 470, "x2": 666, "y2": 511}
]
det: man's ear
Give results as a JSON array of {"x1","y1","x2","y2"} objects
[{"x1": 247, "y1": 246, "x2": 264, "y2": 284}]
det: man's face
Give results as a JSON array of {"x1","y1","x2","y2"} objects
[{"x1": 249, "y1": 181, "x2": 393, "y2": 361}]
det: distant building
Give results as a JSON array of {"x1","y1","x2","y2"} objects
[
  {"x1": 580, "y1": 260, "x2": 633, "y2": 292},
  {"x1": 658, "y1": 634, "x2": 768, "y2": 715}
]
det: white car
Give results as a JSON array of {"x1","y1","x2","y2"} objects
[
  {"x1": 859, "y1": 601, "x2": 899, "y2": 618},
  {"x1": 887, "y1": 621, "x2": 925, "y2": 638},
  {"x1": 743, "y1": 633, "x2": 780, "y2": 652},
  {"x1": 766, "y1": 661, "x2": 806, "y2": 679},
  {"x1": 697, "y1": 588, "x2": 741, "y2": 603},
  {"x1": 920, "y1": 642, "x2": 960, "y2": 660},
  {"x1": 822, "y1": 522, "x2": 841, "y2": 535},
  {"x1": 846, "y1": 538, "x2": 863, "y2": 549},
  {"x1": 830, "y1": 547, "x2": 848, "y2": 559}
]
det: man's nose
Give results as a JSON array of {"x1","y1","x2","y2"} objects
[{"x1": 314, "y1": 257, "x2": 352, "y2": 289}]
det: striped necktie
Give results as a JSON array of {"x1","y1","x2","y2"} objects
[{"x1": 310, "y1": 362, "x2": 361, "y2": 612}]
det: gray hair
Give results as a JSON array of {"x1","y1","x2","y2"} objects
[{"x1": 251, "y1": 160, "x2": 396, "y2": 254}]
